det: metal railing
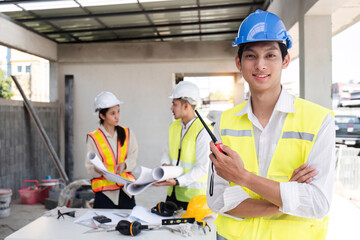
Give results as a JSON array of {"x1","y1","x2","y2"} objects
[{"x1": 336, "y1": 146, "x2": 360, "y2": 198}]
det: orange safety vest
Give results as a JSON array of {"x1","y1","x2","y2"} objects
[{"x1": 87, "y1": 127, "x2": 135, "y2": 193}]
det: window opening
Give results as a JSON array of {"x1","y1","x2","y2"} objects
[
  {"x1": 184, "y1": 76, "x2": 235, "y2": 125},
  {"x1": 0, "y1": 45, "x2": 50, "y2": 102}
]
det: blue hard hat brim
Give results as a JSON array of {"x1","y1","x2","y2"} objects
[{"x1": 233, "y1": 39, "x2": 286, "y2": 46}]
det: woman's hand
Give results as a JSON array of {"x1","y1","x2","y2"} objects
[{"x1": 115, "y1": 162, "x2": 127, "y2": 175}]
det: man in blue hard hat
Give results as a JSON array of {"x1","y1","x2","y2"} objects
[{"x1": 206, "y1": 10, "x2": 335, "y2": 240}]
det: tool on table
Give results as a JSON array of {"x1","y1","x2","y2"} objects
[
  {"x1": 93, "y1": 215, "x2": 112, "y2": 224},
  {"x1": 112, "y1": 212, "x2": 130, "y2": 218},
  {"x1": 160, "y1": 226, "x2": 182, "y2": 234},
  {"x1": 162, "y1": 218, "x2": 195, "y2": 225},
  {"x1": 151, "y1": 201, "x2": 179, "y2": 217},
  {"x1": 196, "y1": 220, "x2": 211, "y2": 234},
  {"x1": 57, "y1": 210, "x2": 75, "y2": 219},
  {"x1": 195, "y1": 109, "x2": 226, "y2": 196},
  {"x1": 114, "y1": 218, "x2": 197, "y2": 236},
  {"x1": 116, "y1": 220, "x2": 151, "y2": 236},
  {"x1": 163, "y1": 217, "x2": 209, "y2": 235},
  {"x1": 83, "y1": 225, "x2": 115, "y2": 234}
]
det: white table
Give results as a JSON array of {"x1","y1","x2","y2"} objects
[{"x1": 5, "y1": 208, "x2": 216, "y2": 240}]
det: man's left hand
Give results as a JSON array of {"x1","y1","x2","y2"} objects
[
  {"x1": 210, "y1": 141, "x2": 247, "y2": 185},
  {"x1": 152, "y1": 178, "x2": 177, "y2": 186}
]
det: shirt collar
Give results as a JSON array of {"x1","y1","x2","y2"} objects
[
  {"x1": 273, "y1": 88, "x2": 296, "y2": 114},
  {"x1": 181, "y1": 117, "x2": 196, "y2": 129},
  {"x1": 235, "y1": 87, "x2": 296, "y2": 117},
  {"x1": 99, "y1": 125, "x2": 116, "y2": 138}
]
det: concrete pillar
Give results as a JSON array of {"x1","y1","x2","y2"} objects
[
  {"x1": 64, "y1": 75, "x2": 74, "y2": 181},
  {"x1": 49, "y1": 61, "x2": 58, "y2": 102},
  {"x1": 299, "y1": 14, "x2": 332, "y2": 109},
  {"x1": 233, "y1": 73, "x2": 244, "y2": 106}
]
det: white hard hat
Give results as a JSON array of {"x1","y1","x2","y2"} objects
[
  {"x1": 94, "y1": 91, "x2": 123, "y2": 113},
  {"x1": 169, "y1": 81, "x2": 200, "y2": 105},
  {"x1": 207, "y1": 110, "x2": 223, "y2": 123}
]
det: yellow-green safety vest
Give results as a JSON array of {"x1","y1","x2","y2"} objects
[
  {"x1": 215, "y1": 97, "x2": 334, "y2": 240},
  {"x1": 167, "y1": 118, "x2": 208, "y2": 202},
  {"x1": 88, "y1": 127, "x2": 135, "y2": 193}
]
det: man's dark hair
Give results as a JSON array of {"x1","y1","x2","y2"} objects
[
  {"x1": 179, "y1": 98, "x2": 196, "y2": 110},
  {"x1": 237, "y1": 42, "x2": 288, "y2": 63}
]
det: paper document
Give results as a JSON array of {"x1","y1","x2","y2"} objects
[
  {"x1": 87, "y1": 151, "x2": 133, "y2": 185},
  {"x1": 74, "y1": 210, "x2": 130, "y2": 228},
  {"x1": 129, "y1": 206, "x2": 173, "y2": 225},
  {"x1": 87, "y1": 151, "x2": 184, "y2": 195}
]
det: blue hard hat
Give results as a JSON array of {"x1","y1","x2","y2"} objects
[{"x1": 233, "y1": 9, "x2": 292, "y2": 49}]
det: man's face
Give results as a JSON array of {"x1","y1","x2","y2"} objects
[
  {"x1": 170, "y1": 99, "x2": 185, "y2": 120},
  {"x1": 235, "y1": 41, "x2": 290, "y2": 94}
]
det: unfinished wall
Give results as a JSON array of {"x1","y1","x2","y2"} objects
[
  {"x1": 57, "y1": 41, "x2": 238, "y2": 180},
  {"x1": 0, "y1": 99, "x2": 60, "y2": 199}
]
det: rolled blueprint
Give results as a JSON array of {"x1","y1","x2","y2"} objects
[{"x1": 87, "y1": 151, "x2": 184, "y2": 195}]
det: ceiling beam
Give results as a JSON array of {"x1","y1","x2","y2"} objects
[
  {"x1": 44, "y1": 17, "x2": 245, "y2": 35},
  {"x1": 17, "y1": 2, "x2": 264, "y2": 22},
  {"x1": 0, "y1": 0, "x2": 67, "y2": 3},
  {"x1": 62, "y1": 29, "x2": 238, "y2": 43}
]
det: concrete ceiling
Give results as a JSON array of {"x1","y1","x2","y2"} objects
[{"x1": 0, "y1": 0, "x2": 268, "y2": 43}]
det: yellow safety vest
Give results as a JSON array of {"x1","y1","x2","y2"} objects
[
  {"x1": 215, "y1": 97, "x2": 334, "y2": 240},
  {"x1": 88, "y1": 127, "x2": 135, "y2": 193},
  {"x1": 167, "y1": 118, "x2": 208, "y2": 202}
]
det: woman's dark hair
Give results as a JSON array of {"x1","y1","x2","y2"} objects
[
  {"x1": 99, "y1": 108, "x2": 126, "y2": 146},
  {"x1": 237, "y1": 42, "x2": 288, "y2": 63}
]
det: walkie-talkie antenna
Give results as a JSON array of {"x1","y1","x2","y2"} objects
[
  {"x1": 195, "y1": 110, "x2": 218, "y2": 143},
  {"x1": 195, "y1": 109, "x2": 226, "y2": 197}
]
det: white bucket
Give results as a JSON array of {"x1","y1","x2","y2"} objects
[{"x1": 0, "y1": 189, "x2": 12, "y2": 218}]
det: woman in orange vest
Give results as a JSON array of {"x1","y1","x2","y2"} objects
[{"x1": 85, "y1": 91, "x2": 138, "y2": 209}]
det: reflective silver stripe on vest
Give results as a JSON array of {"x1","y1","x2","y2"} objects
[
  {"x1": 282, "y1": 131, "x2": 314, "y2": 141},
  {"x1": 183, "y1": 181, "x2": 207, "y2": 189},
  {"x1": 221, "y1": 129, "x2": 252, "y2": 137}
]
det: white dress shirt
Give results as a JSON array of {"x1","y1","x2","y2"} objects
[
  {"x1": 207, "y1": 88, "x2": 336, "y2": 220},
  {"x1": 160, "y1": 117, "x2": 211, "y2": 186},
  {"x1": 85, "y1": 125, "x2": 138, "y2": 203}
]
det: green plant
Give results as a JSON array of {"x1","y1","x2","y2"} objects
[{"x1": 0, "y1": 68, "x2": 13, "y2": 99}]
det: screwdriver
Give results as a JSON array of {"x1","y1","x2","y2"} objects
[{"x1": 194, "y1": 110, "x2": 226, "y2": 197}]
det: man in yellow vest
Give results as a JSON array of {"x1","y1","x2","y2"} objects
[
  {"x1": 153, "y1": 81, "x2": 211, "y2": 210},
  {"x1": 207, "y1": 10, "x2": 336, "y2": 240}
]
